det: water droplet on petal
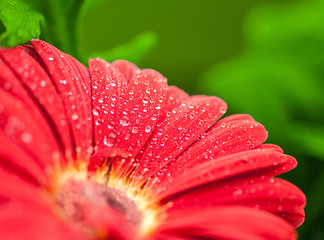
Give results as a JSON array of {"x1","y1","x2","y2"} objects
[
  {"x1": 71, "y1": 113, "x2": 79, "y2": 120},
  {"x1": 92, "y1": 109, "x2": 99, "y2": 116},
  {"x1": 132, "y1": 127, "x2": 138, "y2": 133},
  {"x1": 103, "y1": 133, "x2": 117, "y2": 147},
  {"x1": 220, "y1": 106, "x2": 226, "y2": 114},
  {"x1": 145, "y1": 125, "x2": 151, "y2": 133},
  {"x1": 21, "y1": 132, "x2": 33, "y2": 143}
]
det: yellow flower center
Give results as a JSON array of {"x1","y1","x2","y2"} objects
[{"x1": 45, "y1": 159, "x2": 162, "y2": 238}]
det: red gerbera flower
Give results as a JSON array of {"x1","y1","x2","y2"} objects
[{"x1": 0, "y1": 40, "x2": 305, "y2": 240}]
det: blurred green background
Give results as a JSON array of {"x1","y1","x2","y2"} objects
[
  {"x1": 1, "y1": 0, "x2": 323, "y2": 239},
  {"x1": 82, "y1": 0, "x2": 323, "y2": 239}
]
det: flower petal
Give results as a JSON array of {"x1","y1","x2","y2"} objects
[
  {"x1": 90, "y1": 59, "x2": 169, "y2": 177},
  {"x1": 0, "y1": 46, "x2": 75, "y2": 156},
  {"x1": 154, "y1": 149, "x2": 297, "y2": 199},
  {"x1": 89, "y1": 58, "x2": 127, "y2": 150},
  {"x1": 114, "y1": 68, "x2": 168, "y2": 156},
  {"x1": 0, "y1": 89, "x2": 62, "y2": 169},
  {"x1": 156, "y1": 116, "x2": 268, "y2": 183},
  {"x1": 134, "y1": 95, "x2": 227, "y2": 184},
  {"x1": 31, "y1": 39, "x2": 93, "y2": 159},
  {"x1": 0, "y1": 167, "x2": 46, "y2": 206},
  {"x1": 63, "y1": 53, "x2": 93, "y2": 153},
  {"x1": 112, "y1": 60, "x2": 140, "y2": 84},
  {"x1": 215, "y1": 113, "x2": 255, "y2": 125},
  {"x1": 0, "y1": 202, "x2": 84, "y2": 240},
  {"x1": 158, "y1": 206, "x2": 297, "y2": 240},
  {"x1": 162, "y1": 176, "x2": 305, "y2": 227},
  {"x1": 256, "y1": 143, "x2": 284, "y2": 153},
  {"x1": 0, "y1": 132, "x2": 46, "y2": 185},
  {"x1": 159, "y1": 86, "x2": 189, "y2": 122}
]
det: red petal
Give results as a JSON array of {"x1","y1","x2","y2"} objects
[
  {"x1": 89, "y1": 58, "x2": 127, "y2": 150},
  {"x1": 162, "y1": 176, "x2": 305, "y2": 227},
  {"x1": 256, "y1": 143, "x2": 284, "y2": 153},
  {"x1": 0, "y1": 202, "x2": 83, "y2": 240},
  {"x1": 0, "y1": 89, "x2": 63, "y2": 169},
  {"x1": 90, "y1": 59, "x2": 169, "y2": 177},
  {"x1": 0, "y1": 167, "x2": 47, "y2": 206},
  {"x1": 157, "y1": 117, "x2": 268, "y2": 183},
  {"x1": 0, "y1": 132, "x2": 46, "y2": 185},
  {"x1": 158, "y1": 206, "x2": 296, "y2": 240},
  {"x1": 215, "y1": 113, "x2": 255, "y2": 125},
  {"x1": 0, "y1": 58, "x2": 30, "y2": 99},
  {"x1": 64, "y1": 53, "x2": 93, "y2": 153},
  {"x1": 160, "y1": 86, "x2": 189, "y2": 119},
  {"x1": 113, "y1": 68, "x2": 168, "y2": 156},
  {"x1": 31, "y1": 39, "x2": 93, "y2": 159},
  {"x1": 0, "y1": 46, "x2": 75, "y2": 156},
  {"x1": 88, "y1": 147, "x2": 132, "y2": 171},
  {"x1": 154, "y1": 149, "x2": 297, "y2": 199},
  {"x1": 134, "y1": 95, "x2": 227, "y2": 184},
  {"x1": 112, "y1": 60, "x2": 140, "y2": 84}
]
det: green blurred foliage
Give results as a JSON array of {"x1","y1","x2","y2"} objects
[
  {"x1": 0, "y1": 0, "x2": 154, "y2": 64},
  {"x1": 202, "y1": 0, "x2": 324, "y2": 238},
  {"x1": 84, "y1": 0, "x2": 295, "y2": 91},
  {"x1": 89, "y1": 31, "x2": 157, "y2": 63}
]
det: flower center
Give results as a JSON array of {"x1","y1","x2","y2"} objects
[
  {"x1": 55, "y1": 178, "x2": 143, "y2": 228},
  {"x1": 47, "y1": 160, "x2": 161, "y2": 238}
]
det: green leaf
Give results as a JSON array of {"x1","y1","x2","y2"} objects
[
  {"x1": 0, "y1": 0, "x2": 103, "y2": 60},
  {"x1": 0, "y1": 0, "x2": 43, "y2": 47},
  {"x1": 89, "y1": 31, "x2": 158, "y2": 64}
]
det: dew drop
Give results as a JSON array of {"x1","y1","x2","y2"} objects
[
  {"x1": 40, "y1": 81, "x2": 46, "y2": 87},
  {"x1": 59, "y1": 80, "x2": 67, "y2": 85},
  {"x1": 220, "y1": 106, "x2": 226, "y2": 114},
  {"x1": 119, "y1": 116, "x2": 129, "y2": 127},
  {"x1": 103, "y1": 134, "x2": 116, "y2": 147},
  {"x1": 132, "y1": 127, "x2": 138, "y2": 133},
  {"x1": 233, "y1": 189, "x2": 243, "y2": 197},
  {"x1": 71, "y1": 113, "x2": 79, "y2": 120},
  {"x1": 92, "y1": 109, "x2": 99, "y2": 116},
  {"x1": 142, "y1": 97, "x2": 149, "y2": 104},
  {"x1": 145, "y1": 125, "x2": 151, "y2": 133},
  {"x1": 21, "y1": 132, "x2": 33, "y2": 143}
]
